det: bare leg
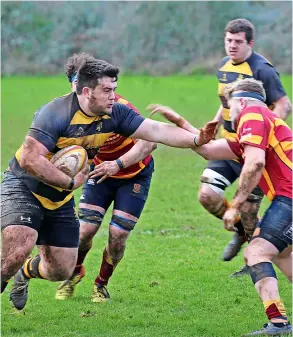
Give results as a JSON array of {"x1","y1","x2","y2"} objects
[{"x1": 1, "y1": 225, "x2": 37, "y2": 281}]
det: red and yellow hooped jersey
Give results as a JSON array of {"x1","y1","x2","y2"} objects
[{"x1": 227, "y1": 106, "x2": 292, "y2": 200}]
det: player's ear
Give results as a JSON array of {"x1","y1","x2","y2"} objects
[
  {"x1": 249, "y1": 40, "x2": 254, "y2": 49},
  {"x1": 82, "y1": 87, "x2": 90, "y2": 98},
  {"x1": 239, "y1": 98, "x2": 247, "y2": 109}
]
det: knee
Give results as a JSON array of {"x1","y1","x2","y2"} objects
[
  {"x1": 45, "y1": 265, "x2": 75, "y2": 281},
  {"x1": 79, "y1": 222, "x2": 99, "y2": 249},
  {"x1": 198, "y1": 187, "x2": 221, "y2": 211}
]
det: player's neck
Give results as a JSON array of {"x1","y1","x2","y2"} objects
[{"x1": 231, "y1": 50, "x2": 253, "y2": 65}]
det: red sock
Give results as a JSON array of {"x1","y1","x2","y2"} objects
[
  {"x1": 95, "y1": 248, "x2": 114, "y2": 286},
  {"x1": 74, "y1": 243, "x2": 92, "y2": 274}
]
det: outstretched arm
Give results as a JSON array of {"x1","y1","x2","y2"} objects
[
  {"x1": 130, "y1": 119, "x2": 198, "y2": 148},
  {"x1": 146, "y1": 104, "x2": 235, "y2": 160},
  {"x1": 193, "y1": 139, "x2": 238, "y2": 160}
]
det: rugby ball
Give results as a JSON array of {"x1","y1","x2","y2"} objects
[{"x1": 50, "y1": 145, "x2": 88, "y2": 178}]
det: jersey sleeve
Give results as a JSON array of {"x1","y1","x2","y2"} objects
[
  {"x1": 27, "y1": 102, "x2": 65, "y2": 151},
  {"x1": 237, "y1": 112, "x2": 270, "y2": 150},
  {"x1": 257, "y1": 63, "x2": 287, "y2": 106},
  {"x1": 111, "y1": 103, "x2": 145, "y2": 137}
]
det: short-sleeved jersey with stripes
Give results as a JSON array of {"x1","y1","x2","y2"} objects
[
  {"x1": 217, "y1": 51, "x2": 287, "y2": 140},
  {"x1": 227, "y1": 106, "x2": 292, "y2": 200},
  {"x1": 9, "y1": 92, "x2": 145, "y2": 210},
  {"x1": 94, "y1": 93, "x2": 152, "y2": 179}
]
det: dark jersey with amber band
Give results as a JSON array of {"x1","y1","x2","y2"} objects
[
  {"x1": 9, "y1": 93, "x2": 145, "y2": 210},
  {"x1": 227, "y1": 106, "x2": 292, "y2": 201},
  {"x1": 94, "y1": 93, "x2": 152, "y2": 179},
  {"x1": 217, "y1": 51, "x2": 287, "y2": 139}
]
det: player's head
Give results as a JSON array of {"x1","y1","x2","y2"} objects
[
  {"x1": 224, "y1": 78, "x2": 266, "y2": 128},
  {"x1": 64, "y1": 52, "x2": 96, "y2": 92},
  {"x1": 76, "y1": 59, "x2": 119, "y2": 116},
  {"x1": 224, "y1": 19, "x2": 255, "y2": 63}
]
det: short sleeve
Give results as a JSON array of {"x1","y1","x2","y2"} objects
[
  {"x1": 111, "y1": 103, "x2": 145, "y2": 137},
  {"x1": 257, "y1": 64, "x2": 287, "y2": 106},
  {"x1": 237, "y1": 112, "x2": 270, "y2": 150},
  {"x1": 27, "y1": 102, "x2": 65, "y2": 151}
]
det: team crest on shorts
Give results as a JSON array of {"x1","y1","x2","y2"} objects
[
  {"x1": 283, "y1": 223, "x2": 292, "y2": 240},
  {"x1": 133, "y1": 183, "x2": 141, "y2": 193}
]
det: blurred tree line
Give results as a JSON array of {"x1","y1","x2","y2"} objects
[{"x1": 1, "y1": 1, "x2": 292, "y2": 75}]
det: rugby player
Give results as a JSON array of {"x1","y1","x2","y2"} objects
[
  {"x1": 198, "y1": 19, "x2": 291, "y2": 268},
  {"x1": 2, "y1": 59, "x2": 217, "y2": 310},
  {"x1": 148, "y1": 78, "x2": 292, "y2": 336},
  {"x1": 55, "y1": 53, "x2": 157, "y2": 302}
]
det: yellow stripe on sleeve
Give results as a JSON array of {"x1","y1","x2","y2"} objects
[{"x1": 237, "y1": 113, "x2": 264, "y2": 132}]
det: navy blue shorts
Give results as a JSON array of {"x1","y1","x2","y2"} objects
[
  {"x1": 1, "y1": 171, "x2": 80, "y2": 248},
  {"x1": 256, "y1": 196, "x2": 292, "y2": 252},
  {"x1": 79, "y1": 158, "x2": 154, "y2": 228},
  {"x1": 207, "y1": 159, "x2": 263, "y2": 196}
]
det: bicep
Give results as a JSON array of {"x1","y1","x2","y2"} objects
[
  {"x1": 130, "y1": 119, "x2": 160, "y2": 141},
  {"x1": 243, "y1": 145, "x2": 266, "y2": 164}
]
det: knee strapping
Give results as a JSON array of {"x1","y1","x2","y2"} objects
[
  {"x1": 79, "y1": 208, "x2": 104, "y2": 227},
  {"x1": 247, "y1": 262, "x2": 277, "y2": 284},
  {"x1": 200, "y1": 169, "x2": 231, "y2": 196},
  {"x1": 111, "y1": 215, "x2": 136, "y2": 232}
]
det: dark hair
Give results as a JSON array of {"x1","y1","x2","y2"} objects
[
  {"x1": 64, "y1": 52, "x2": 96, "y2": 82},
  {"x1": 225, "y1": 18, "x2": 255, "y2": 43},
  {"x1": 76, "y1": 60, "x2": 120, "y2": 94}
]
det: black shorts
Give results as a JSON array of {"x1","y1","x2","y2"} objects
[
  {"x1": 79, "y1": 158, "x2": 154, "y2": 228},
  {"x1": 1, "y1": 171, "x2": 79, "y2": 248},
  {"x1": 206, "y1": 159, "x2": 264, "y2": 197},
  {"x1": 256, "y1": 196, "x2": 292, "y2": 252}
]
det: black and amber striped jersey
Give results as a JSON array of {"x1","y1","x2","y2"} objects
[
  {"x1": 94, "y1": 93, "x2": 152, "y2": 179},
  {"x1": 9, "y1": 92, "x2": 145, "y2": 210},
  {"x1": 217, "y1": 51, "x2": 287, "y2": 139}
]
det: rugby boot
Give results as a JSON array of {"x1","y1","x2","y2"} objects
[
  {"x1": 229, "y1": 265, "x2": 249, "y2": 278},
  {"x1": 55, "y1": 265, "x2": 85, "y2": 300},
  {"x1": 91, "y1": 284, "x2": 110, "y2": 303},
  {"x1": 10, "y1": 268, "x2": 30, "y2": 310},
  {"x1": 222, "y1": 232, "x2": 247, "y2": 261},
  {"x1": 241, "y1": 322, "x2": 292, "y2": 336},
  {"x1": 1, "y1": 279, "x2": 10, "y2": 293}
]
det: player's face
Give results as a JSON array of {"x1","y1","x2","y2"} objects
[
  {"x1": 87, "y1": 77, "x2": 117, "y2": 116},
  {"x1": 225, "y1": 32, "x2": 253, "y2": 63}
]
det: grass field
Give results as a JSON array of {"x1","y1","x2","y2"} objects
[{"x1": 1, "y1": 75, "x2": 292, "y2": 337}]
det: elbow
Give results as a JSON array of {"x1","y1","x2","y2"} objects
[
  {"x1": 19, "y1": 152, "x2": 34, "y2": 171},
  {"x1": 150, "y1": 142, "x2": 157, "y2": 152},
  {"x1": 254, "y1": 159, "x2": 265, "y2": 173}
]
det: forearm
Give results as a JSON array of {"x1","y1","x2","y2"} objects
[
  {"x1": 119, "y1": 140, "x2": 157, "y2": 168},
  {"x1": 231, "y1": 161, "x2": 264, "y2": 209},
  {"x1": 21, "y1": 153, "x2": 72, "y2": 189},
  {"x1": 174, "y1": 117, "x2": 200, "y2": 135},
  {"x1": 213, "y1": 105, "x2": 224, "y2": 123},
  {"x1": 192, "y1": 139, "x2": 237, "y2": 160}
]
